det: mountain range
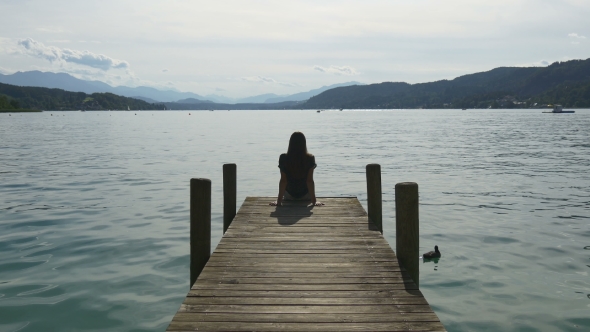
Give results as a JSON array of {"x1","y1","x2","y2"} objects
[
  {"x1": 300, "y1": 58, "x2": 590, "y2": 109},
  {"x1": 2, "y1": 58, "x2": 589, "y2": 110},
  {"x1": 0, "y1": 71, "x2": 360, "y2": 104},
  {"x1": 0, "y1": 82, "x2": 164, "y2": 111}
]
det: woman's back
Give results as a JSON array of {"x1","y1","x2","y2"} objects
[{"x1": 279, "y1": 153, "x2": 316, "y2": 198}]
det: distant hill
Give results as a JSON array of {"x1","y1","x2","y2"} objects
[
  {"x1": 133, "y1": 96, "x2": 161, "y2": 103},
  {"x1": 164, "y1": 100, "x2": 301, "y2": 110},
  {"x1": 237, "y1": 93, "x2": 281, "y2": 104},
  {"x1": 0, "y1": 71, "x2": 363, "y2": 105},
  {"x1": 0, "y1": 82, "x2": 165, "y2": 110},
  {"x1": 201, "y1": 94, "x2": 235, "y2": 104},
  {"x1": 175, "y1": 97, "x2": 214, "y2": 104},
  {"x1": 300, "y1": 59, "x2": 590, "y2": 109},
  {"x1": 199, "y1": 82, "x2": 363, "y2": 104},
  {"x1": 265, "y1": 82, "x2": 362, "y2": 103},
  {"x1": 0, "y1": 71, "x2": 206, "y2": 102}
]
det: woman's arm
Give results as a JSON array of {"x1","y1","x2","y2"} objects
[
  {"x1": 306, "y1": 168, "x2": 324, "y2": 206},
  {"x1": 270, "y1": 171, "x2": 288, "y2": 206}
]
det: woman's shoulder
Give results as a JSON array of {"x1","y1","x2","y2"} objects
[{"x1": 307, "y1": 153, "x2": 316, "y2": 167}]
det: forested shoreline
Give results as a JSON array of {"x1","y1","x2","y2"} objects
[{"x1": 0, "y1": 83, "x2": 165, "y2": 111}]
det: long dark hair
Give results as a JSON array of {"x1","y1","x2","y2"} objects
[{"x1": 286, "y1": 132, "x2": 312, "y2": 178}]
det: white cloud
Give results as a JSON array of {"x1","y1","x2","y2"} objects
[
  {"x1": 314, "y1": 65, "x2": 359, "y2": 76},
  {"x1": 568, "y1": 33, "x2": 586, "y2": 44},
  {"x1": 241, "y1": 76, "x2": 278, "y2": 84},
  {"x1": 35, "y1": 27, "x2": 67, "y2": 34},
  {"x1": 515, "y1": 60, "x2": 551, "y2": 67},
  {"x1": 568, "y1": 33, "x2": 586, "y2": 39},
  {"x1": 17, "y1": 38, "x2": 129, "y2": 71},
  {"x1": 0, "y1": 66, "x2": 14, "y2": 74},
  {"x1": 239, "y1": 75, "x2": 300, "y2": 88}
]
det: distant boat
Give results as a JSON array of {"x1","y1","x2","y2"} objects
[
  {"x1": 127, "y1": 106, "x2": 130, "y2": 111},
  {"x1": 340, "y1": 108, "x2": 343, "y2": 111},
  {"x1": 542, "y1": 105, "x2": 575, "y2": 114},
  {"x1": 317, "y1": 110, "x2": 321, "y2": 113},
  {"x1": 462, "y1": 108, "x2": 467, "y2": 110}
]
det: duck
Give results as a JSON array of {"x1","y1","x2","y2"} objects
[{"x1": 423, "y1": 245, "x2": 441, "y2": 259}]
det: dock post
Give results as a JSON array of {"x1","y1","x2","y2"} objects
[
  {"x1": 223, "y1": 164, "x2": 237, "y2": 234},
  {"x1": 190, "y1": 178, "x2": 211, "y2": 288},
  {"x1": 395, "y1": 182, "x2": 419, "y2": 287},
  {"x1": 366, "y1": 164, "x2": 382, "y2": 233}
]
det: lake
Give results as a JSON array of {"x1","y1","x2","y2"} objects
[{"x1": 1, "y1": 109, "x2": 589, "y2": 331}]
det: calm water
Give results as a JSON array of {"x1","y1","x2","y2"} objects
[{"x1": 1, "y1": 109, "x2": 589, "y2": 331}]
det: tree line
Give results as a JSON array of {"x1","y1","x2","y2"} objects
[
  {"x1": 0, "y1": 83, "x2": 165, "y2": 110},
  {"x1": 300, "y1": 58, "x2": 590, "y2": 109}
]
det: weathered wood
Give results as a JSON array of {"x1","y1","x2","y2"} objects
[
  {"x1": 366, "y1": 163, "x2": 383, "y2": 233},
  {"x1": 168, "y1": 321, "x2": 447, "y2": 332},
  {"x1": 172, "y1": 311, "x2": 439, "y2": 322},
  {"x1": 187, "y1": 289, "x2": 425, "y2": 298},
  {"x1": 168, "y1": 196, "x2": 444, "y2": 331},
  {"x1": 395, "y1": 182, "x2": 420, "y2": 288},
  {"x1": 223, "y1": 163, "x2": 236, "y2": 233},
  {"x1": 189, "y1": 178, "x2": 211, "y2": 288},
  {"x1": 197, "y1": 266, "x2": 403, "y2": 273},
  {"x1": 196, "y1": 271, "x2": 406, "y2": 278},
  {"x1": 179, "y1": 304, "x2": 434, "y2": 314},
  {"x1": 190, "y1": 283, "x2": 417, "y2": 291}
]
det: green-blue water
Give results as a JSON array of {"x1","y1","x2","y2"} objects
[{"x1": 1, "y1": 109, "x2": 589, "y2": 331}]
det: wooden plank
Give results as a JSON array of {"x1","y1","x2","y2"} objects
[
  {"x1": 196, "y1": 271, "x2": 406, "y2": 278},
  {"x1": 179, "y1": 304, "x2": 435, "y2": 314},
  {"x1": 168, "y1": 321, "x2": 446, "y2": 331},
  {"x1": 199, "y1": 266, "x2": 404, "y2": 273},
  {"x1": 194, "y1": 277, "x2": 413, "y2": 285},
  {"x1": 171, "y1": 312, "x2": 440, "y2": 322},
  {"x1": 190, "y1": 283, "x2": 418, "y2": 291},
  {"x1": 167, "y1": 197, "x2": 445, "y2": 331},
  {"x1": 208, "y1": 253, "x2": 398, "y2": 259},
  {"x1": 182, "y1": 297, "x2": 429, "y2": 306},
  {"x1": 213, "y1": 248, "x2": 394, "y2": 253},
  {"x1": 187, "y1": 289, "x2": 425, "y2": 298}
]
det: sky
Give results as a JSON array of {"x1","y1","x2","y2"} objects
[{"x1": 1, "y1": 0, "x2": 589, "y2": 98}]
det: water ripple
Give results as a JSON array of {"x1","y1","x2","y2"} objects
[{"x1": 1, "y1": 109, "x2": 590, "y2": 331}]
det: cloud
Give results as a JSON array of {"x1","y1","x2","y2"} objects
[
  {"x1": 0, "y1": 66, "x2": 14, "y2": 74},
  {"x1": 17, "y1": 38, "x2": 129, "y2": 71},
  {"x1": 241, "y1": 76, "x2": 277, "y2": 84},
  {"x1": 313, "y1": 65, "x2": 359, "y2": 75},
  {"x1": 35, "y1": 27, "x2": 67, "y2": 34},
  {"x1": 239, "y1": 75, "x2": 300, "y2": 88},
  {"x1": 515, "y1": 60, "x2": 551, "y2": 67},
  {"x1": 568, "y1": 33, "x2": 586, "y2": 44}
]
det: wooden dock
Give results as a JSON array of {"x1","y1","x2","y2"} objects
[{"x1": 167, "y1": 196, "x2": 445, "y2": 331}]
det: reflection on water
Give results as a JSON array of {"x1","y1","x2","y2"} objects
[{"x1": 1, "y1": 109, "x2": 589, "y2": 331}]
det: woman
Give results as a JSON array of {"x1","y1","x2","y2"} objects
[{"x1": 270, "y1": 132, "x2": 324, "y2": 206}]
